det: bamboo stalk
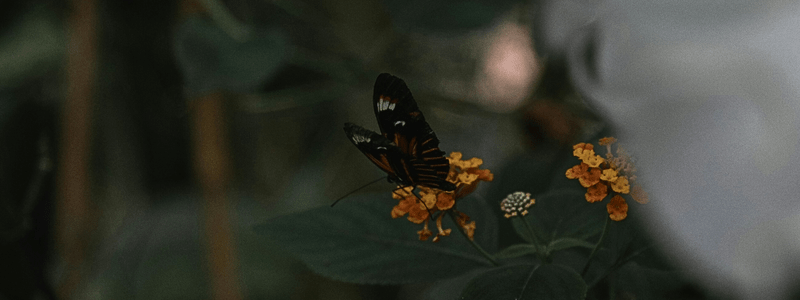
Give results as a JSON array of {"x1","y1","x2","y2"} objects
[
  {"x1": 56, "y1": 0, "x2": 98, "y2": 298},
  {"x1": 190, "y1": 93, "x2": 243, "y2": 300}
]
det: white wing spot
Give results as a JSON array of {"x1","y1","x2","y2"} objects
[
  {"x1": 394, "y1": 120, "x2": 405, "y2": 126},
  {"x1": 352, "y1": 135, "x2": 370, "y2": 144},
  {"x1": 377, "y1": 97, "x2": 396, "y2": 112}
]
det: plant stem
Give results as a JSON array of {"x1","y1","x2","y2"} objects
[
  {"x1": 521, "y1": 217, "x2": 546, "y2": 262},
  {"x1": 581, "y1": 217, "x2": 610, "y2": 277},
  {"x1": 587, "y1": 244, "x2": 652, "y2": 288},
  {"x1": 449, "y1": 212, "x2": 499, "y2": 266}
]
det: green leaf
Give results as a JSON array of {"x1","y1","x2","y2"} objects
[
  {"x1": 513, "y1": 189, "x2": 606, "y2": 248},
  {"x1": 460, "y1": 264, "x2": 587, "y2": 300},
  {"x1": 610, "y1": 262, "x2": 690, "y2": 300},
  {"x1": 495, "y1": 244, "x2": 539, "y2": 260},
  {"x1": 253, "y1": 193, "x2": 497, "y2": 284},
  {"x1": 173, "y1": 17, "x2": 286, "y2": 97},
  {"x1": 424, "y1": 267, "x2": 495, "y2": 300},
  {"x1": 510, "y1": 217, "x2": 547, "y2": 245},
  {"x1": 547, "y1": 238, "x2": 595, "y2": 253}
]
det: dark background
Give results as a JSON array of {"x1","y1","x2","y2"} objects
[{"x1": 5, "y1": 0, "x2": 798, "y2": 299}]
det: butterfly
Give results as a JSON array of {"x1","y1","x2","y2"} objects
[{"x1": 344, "y1": 73, "x2": 456, "y2": 192}]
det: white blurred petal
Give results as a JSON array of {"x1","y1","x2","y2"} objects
[{"x1": 565, "y1": 1, "x2": 800, "y2": 298}]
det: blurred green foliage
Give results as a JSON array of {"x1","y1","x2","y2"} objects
[
  {"x1": 254, "y1": 192, "x2": 498, "y2": 284},
  {"x1": 383, "y1": 0, "x2": 517, "y2": 33},
  {"x1": 0, "y1": 0, "x2": 714, "y2": 299},
  {"x1": 460, "y1": 264, "x2": 586, "y2": 300},
  {"x1": 256, "y1": 128, "x2": 707, "y2": 298},
  {"x1": 173, "y1": 17, "x2": 286, "y2": 97},
  {"x1": 0, "y1": 5, "x2": 64, "y2": 89}
]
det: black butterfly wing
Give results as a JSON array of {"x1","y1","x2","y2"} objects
[
  {"x1": 372, "y1": 73, "x2": 440, "y2": 156},
  {"x1": 407, "y1": 157, "x2": 456, "y2": 191},
  {"x1": 372, "y1": 73, "x2": 422, "y2": 142},
  {"x1": 344, "y1": 122, "x2": 411, "y2": 186},
  {"x1": 344, "y1": 122, "x2": 455, "y2": 191},
  {"x1": 371, "y1": 73, "x2": 455, "y2": 191}
]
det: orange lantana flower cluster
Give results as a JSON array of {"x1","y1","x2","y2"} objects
[
  {"x1": 566, "y1": 137, "x2": 648, "y2": 221},
  {"x1": 391, "y1": 152, "x2": 493, "y2": 242}
]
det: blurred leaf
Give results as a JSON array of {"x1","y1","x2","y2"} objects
[
  {"x1": 198, "y1": 0, "x2": 250, "y2": 41},
  {"x1": 610, "y1": 262, "x2": 692, "y2": 300},
  {"x1": 383, "y1": 0, "x2": 513, "y2": 33},
  {"x1": 97, "y1": 199, "x2": 212, "y2": 299},
  {"x1": 532, "y1": 0, "x2": 598, "y2": 58},
  {"x1": 0, "y1": 6, "x2": 64, "y2": 88},
  {"x1": 253, "y1": 193, "x2": 497, "y2": 284},
  {"x1": 460, "y1": 264, "x2": 586, "y2": 300},
  {"x1": 92, "y1": 196, "x2": 308, "y2": 299},
  {"x1": 495, "y1": 244, "x2": 538, "y2": 260},
  {"x1": 173, "y1": 17, "x2": 286, "y2": 97},
  {"x1": 423, "y1": 267, "x2": 495, "y2": 300},
  {"x1": 547, "y1": 237, "x2": 594, "y2": 253},
  {"x1": 462, "y1": 193, "x2": 501, "y2": 253},
  {"x1": 581, "y1": 214, "x2": 671, "y2": 285},
  {"x1": 513, "y1": 189, "x2": 606, "y2": 247}
]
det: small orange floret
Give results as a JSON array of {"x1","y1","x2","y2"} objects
[
  {"x1": 607, "y1": 195, "x2": 628, "y2": 221},
  {"x1": 457, "y1": 157, "x2": 483, "y2": 169},
  {"x1": 391, "y1": 196, "x2": 416, "y2": 218},
  {"x1": 418, "y1": 223, "x2": 433, "y2": 241},
  {"x1": 458, "y1": 172, "x2": 480, "y2": 185},
  {"x1": 573, "y1": 147, "x2": 593, "y2": 160},
  {"x1": 456, "y1": 212, "x2": 476, "y2": 241},
  {"x1": 436, "y1": 192, "x2": 455, "y2": 210},
  {"x1": 600, "y1": 168, "x2": 619, "y2": 182},
  {"x1": 586, "y1": 183, "x2": 608, "y2": 203},
  {"x1": 610, "y1": 176, "x2": 630, "y2": 194},
  {"x1": 598, "y1": 137, "x2": 617, "y2": 146},
  {"x1": 461, "y1": 221, "x2": 476, "y2": 241},
  {"x1": 573, "y1": 142, "x2": 594, "y2": 153},
  {"x1": 407, "y1": 204, "x2": 429, "y2": 224},
  {"x1": 573, "y1": 143, "x2": 604, "y2": 167},
  {"x1": 566, "y1": 163, "x2": 588, "y2": 179},
  {"x1": 432, "y1": 214, "x2": 452, "y2": 242},
  {"x1": 578, "y1": 168, "x2": 601, "y2": 188},
  {"x1": 392, "y1": 186, "x2": 415, "y2": 200},
  {"x1": 581, "y1": 153, "x2": 605, "y2": 168},
  {"x1": 418, "y1": 188, "x2": 438, "y2": 208},
  {"x1": 631, "y1": 185, "x2": 649, "y2": 204},
  {"x1": 446, "y1": 152, "x2": 464, "y2": 165},
  {"x1": 470, "y1": 168, "x2": 494, "y2": 182}
]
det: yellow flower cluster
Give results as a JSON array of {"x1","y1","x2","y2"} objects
[
  {"x1": 566, "y1": 138, "x2": 647, "y2": 221},
  {"x1": 391, "y1": 152, "x2": 493, "y2": 241}
]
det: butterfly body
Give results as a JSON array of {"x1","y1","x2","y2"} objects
[{"x1": 345, "y1": 73, "x2": 455, "y2": 191}]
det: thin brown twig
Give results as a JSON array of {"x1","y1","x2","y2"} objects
[
  {"x1": 56, "y1": 0, "x2": 98, "y2": 297},
  {"x1": 190, "y1": 92, "x2": 243, "y2": 300}
]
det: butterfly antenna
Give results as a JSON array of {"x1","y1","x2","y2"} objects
[{"x1": 331, "y1": 176, "x2": 388, "y2": 207}]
